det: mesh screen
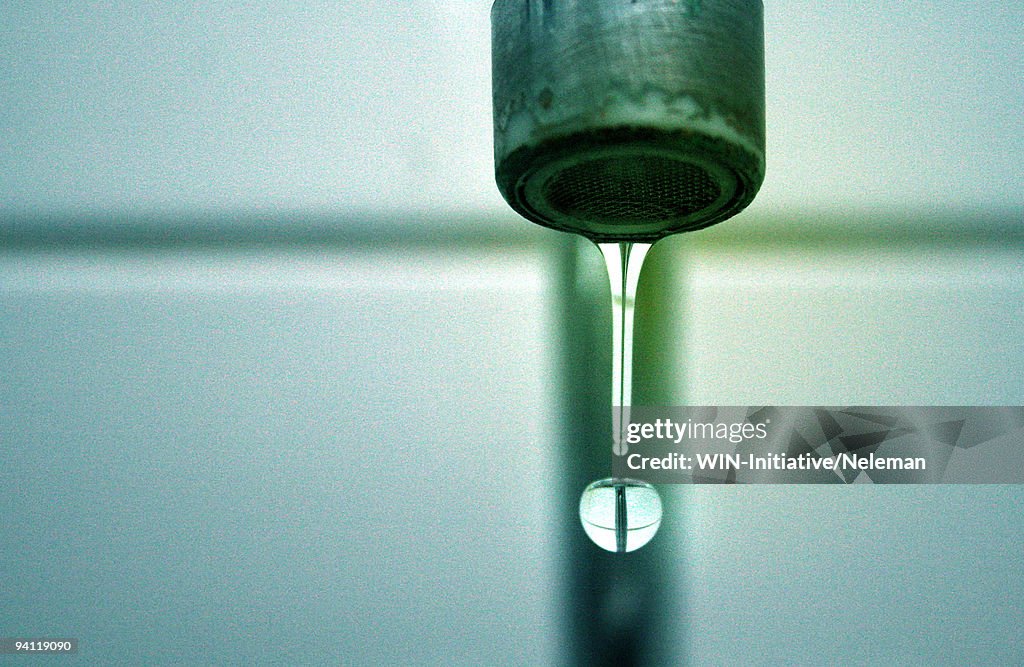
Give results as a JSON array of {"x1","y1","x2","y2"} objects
[{"x1": 541, "y1": 154, "x2": 721, "y2": 224}]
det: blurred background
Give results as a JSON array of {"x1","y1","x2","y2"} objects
[{"x1": 2, "y1": 1, "x2": 1022, "y2": 665}]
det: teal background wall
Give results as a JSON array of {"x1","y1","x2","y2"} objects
[
  {"x1": 642, "y1": 228, "x2": 1024, "y2": 665},
  {"x1": 2, "y1": 2, "x2": 1023, "y2": 665}
]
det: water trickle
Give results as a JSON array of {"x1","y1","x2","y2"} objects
[{"x1": 579, "y1": 241, "x2": 663, "y2": 553}]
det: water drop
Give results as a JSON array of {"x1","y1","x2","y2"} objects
[
  {"x1": 579, "y1": 478, "x2": 662, "y2": 553},
  {"x1": 586, "y1": 242, "x2": 663, "y2": 553}
]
